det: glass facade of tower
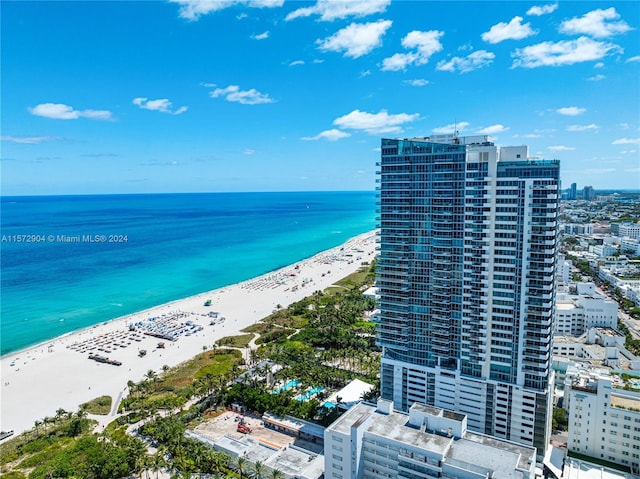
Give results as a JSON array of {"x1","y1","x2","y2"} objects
[{"x1": 376, "y1": 136, "x2": 560, "y2": 454}]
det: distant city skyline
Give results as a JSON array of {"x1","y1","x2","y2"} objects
[{"x1": 1, "y1": 1, "x2": 639, "y2": 195}]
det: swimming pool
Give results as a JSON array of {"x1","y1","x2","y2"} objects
[
  {"x1": 295, "y1": 386, "x2": 325, "y2": 401},
  {"x1": 273, "y1": 379, "x2": 300, "y2": 394}
]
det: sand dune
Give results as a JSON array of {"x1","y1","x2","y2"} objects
[{"x1": 0, "y1": 232, "x2": 377, "y2": 436}]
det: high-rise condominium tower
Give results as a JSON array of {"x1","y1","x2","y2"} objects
[{"x1": 376, "y1": 134, "x2": 560, "y2": 454}]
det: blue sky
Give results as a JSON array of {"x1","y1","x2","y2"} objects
[{"x1": 2, "y1": 0, "x2": 639, "y2": 195}]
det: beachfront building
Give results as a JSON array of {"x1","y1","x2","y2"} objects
[
  {"x1": 324, "y1": 399, "x2": 537, "y2": 479},
  {"x1": 376, "y1": 134, "x2": 560, "y2": 454},
  {"x1": 563, "y1": 365, "x2": 640, "y2": 473}
]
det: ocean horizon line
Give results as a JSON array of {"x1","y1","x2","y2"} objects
[
  {"x1": 1, "y1": 191, "x2": 378, "y2": 355},
  {"x1": 0, "y1": 189, "x2": 377, "y2": 199}
]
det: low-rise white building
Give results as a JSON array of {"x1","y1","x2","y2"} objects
[
  {"x1": 564, "y1": 366, "x2": 640, "y2": 473},
  {"x1": 591, "y1": 243, "x2": 619, "y2": 258},
  {"x1": 616, "y1": 222, "x2": 640, "y2": 240},
  {"x1": 620, "y1": 238, "x2": 640, "y2": 256},
  {"x1": 554, "y1": 288, "x2": 618, "y2": 336},
  {"x1": 324, "y1": 399, "x2": 537, "y2": 479}
]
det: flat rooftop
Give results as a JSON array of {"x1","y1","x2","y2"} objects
[{"x1": 328, "y1": 402, "x2": 536, "y2": 478}]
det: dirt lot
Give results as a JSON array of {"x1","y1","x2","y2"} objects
[{"x1": 193, "y1": 410, "x2": 296, "y2": 448}]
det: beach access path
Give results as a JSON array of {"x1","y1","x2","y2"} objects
[{"x1": 0, "y1": 231, "x2": 377, "y2": 437}]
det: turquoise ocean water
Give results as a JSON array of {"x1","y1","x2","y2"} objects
[{"x1": 1, "y1": 191, "x2": 376, "y2": 356}]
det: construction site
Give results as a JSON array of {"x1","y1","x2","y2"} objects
[{"x1": 188, "y1": 409, "x2": 325, "y2": 479}]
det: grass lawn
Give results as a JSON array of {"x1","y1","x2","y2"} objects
[
  {"x1": 160, "y1": 349, "x2": 243, "y2": 389},
  {"x1": 81, "y1": 395, "x2": 112, "y2": 415},
  {"x1": 334, "y1": 267, "x2": 371, "y2": 289},
  {"x1": 215, "y1": 334, "x2": 254, "y2": 348}
]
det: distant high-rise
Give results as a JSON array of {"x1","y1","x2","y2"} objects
[
  {"x1": 376, "y1": 134, "x2": 560, "y2": 454},
  {"x1": 583, "y1": 185, "x2": 595, "y2": 201},
  {"x1": 569, "y1": 182, "x2": 577, "y2": 200}
]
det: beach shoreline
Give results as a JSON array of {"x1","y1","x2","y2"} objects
[{"x1": 0, "y1": 231, "x2": 378, "y2": 436}]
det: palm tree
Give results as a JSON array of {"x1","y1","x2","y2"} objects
[
  {"x1": 33, "y1": 419, "x2": 42, "y2": 437},
  {"x1": 270, "y1": 469, "x2": 284, "y2": 479},
  {"x1": 42, "y1": 416, "x2": 52, "y2": 434},
  {"x1": 235, "y1": 456, "x2": 247, "y2": 479},
  {"x1": 55, "y1": 408, "x2": 67, "y2": 425},
  {"x1": 152, "y1": 450, "x2": 167, "y2": 479},
  {"x1": 145, "y1": 369, "x2": 158, "y2": 383},
  {"x1": 131, "y1": 444, "x2": 149, "y2": 479},
  {"x1": 251, "y1": 460, "x2": 264, "y2": 479}
]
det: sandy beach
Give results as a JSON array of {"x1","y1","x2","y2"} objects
[{"x1": 0, "y1": 231, "x2": 378, "y2": 436}]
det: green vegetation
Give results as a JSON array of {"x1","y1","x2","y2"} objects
[
  {"x1": 80, "y1": 395, "x2": 112, "y2": 415},
  {"x1": 138, "y1": 415, "x2": 230, "y2": 475},
  {"x1": 216, "y1": 333, "x2": 254, "y2": 348},
  {"x1": 0, "y1": 408, "x2": 108, "y2": 477},
  {"x1": 618, "y1": 320, "x2": 640, "y2": 356},
  {"x1": 552, "y1": 407, "x2": 568, "y2": 431},
  {"x1": 120, "y1": 348, "x2": 244, "y2": 414}
]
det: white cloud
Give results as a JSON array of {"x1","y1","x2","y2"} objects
[
  {"x1": 301, "y1": 129, "x2": 351, "y2": 141},
  {"x1": 359, "y1": 70, "x2": 371, "y2": 78},
  {"x1": 170, "y1": 0, "x2": 284, "y2": 21},
  {"x1": 559, "y1": 8, "x2": 632, "y2": 38},
  {"x1": 436, "y1": 50, "x2": 495, "y2": 73},
  {"x1": 28, "y1": 103, "x2": 112, "y2": 120},
  {"x1": 208, "y1": 84, "x2": 275, "y2": 104},
  {"x1": 251, "y1": 31, "x2": 269, "y2": 40},
  {"x1": 612, "y1": 138, "x2": 640, "y2": 145},
  {"x1": 587, "y1": 74, "x2": 606, "y2": 81},
  {"x1": 333, "y1": 109, "x2": 419, "y2": 134},
  {"x1": 317, "y1": 20, "x2": 392, "y2": 58},
  {"x1": 381, "y1": 30, "x2": 443, "y2": 71},
  {"x1": 557, "y1": 106, "x2": 586, "y2": 116},
  {"x1": 481, "y1": 16, "x2": 537, "y2": 44},
  {"x1": 627, "y1": 55, "x2": 640, "y2": 63},
  {"x1": 476, "y1": 124, "x2": 509, "y2": 134},
  {"x1": 243, "y1": 149, "x2": 256, "y2": 155},
  {"x1": 133, "y1": 97, "x2": 188, "y2": 115},
  {"x1": 289, "y1": 60, "x2": 305, "y2": 66},
  {"x1": 404, "y1": 79, "x2": 429, "y2": 87},
  {"x1": 432, "y1": 122, "x2": 471, "y2": 134},
  {"x1": 381, "y1": 52, "x2": 417, "y2": 71},
  {"x1": 566, "y1": 124, "x2": 599, "y2": 131},
  {"x1": 527, "y1": 3, "x2": 558, "y2": 16},
  {"x1": 286, "y1": 0, "x2": 390, "y2": 21},
  {"x1": 548, "y1": 145, "x2": 576, "y2": 151},
  {"x1": 1, "y1": 135, "x2": 60, "y2": 144},
  {"x1": 594, "y1": 62, "x2": 604, "y2": 68},
  {"x1": 512, "y1": 36, "x2": 622, "y2": 68}
]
